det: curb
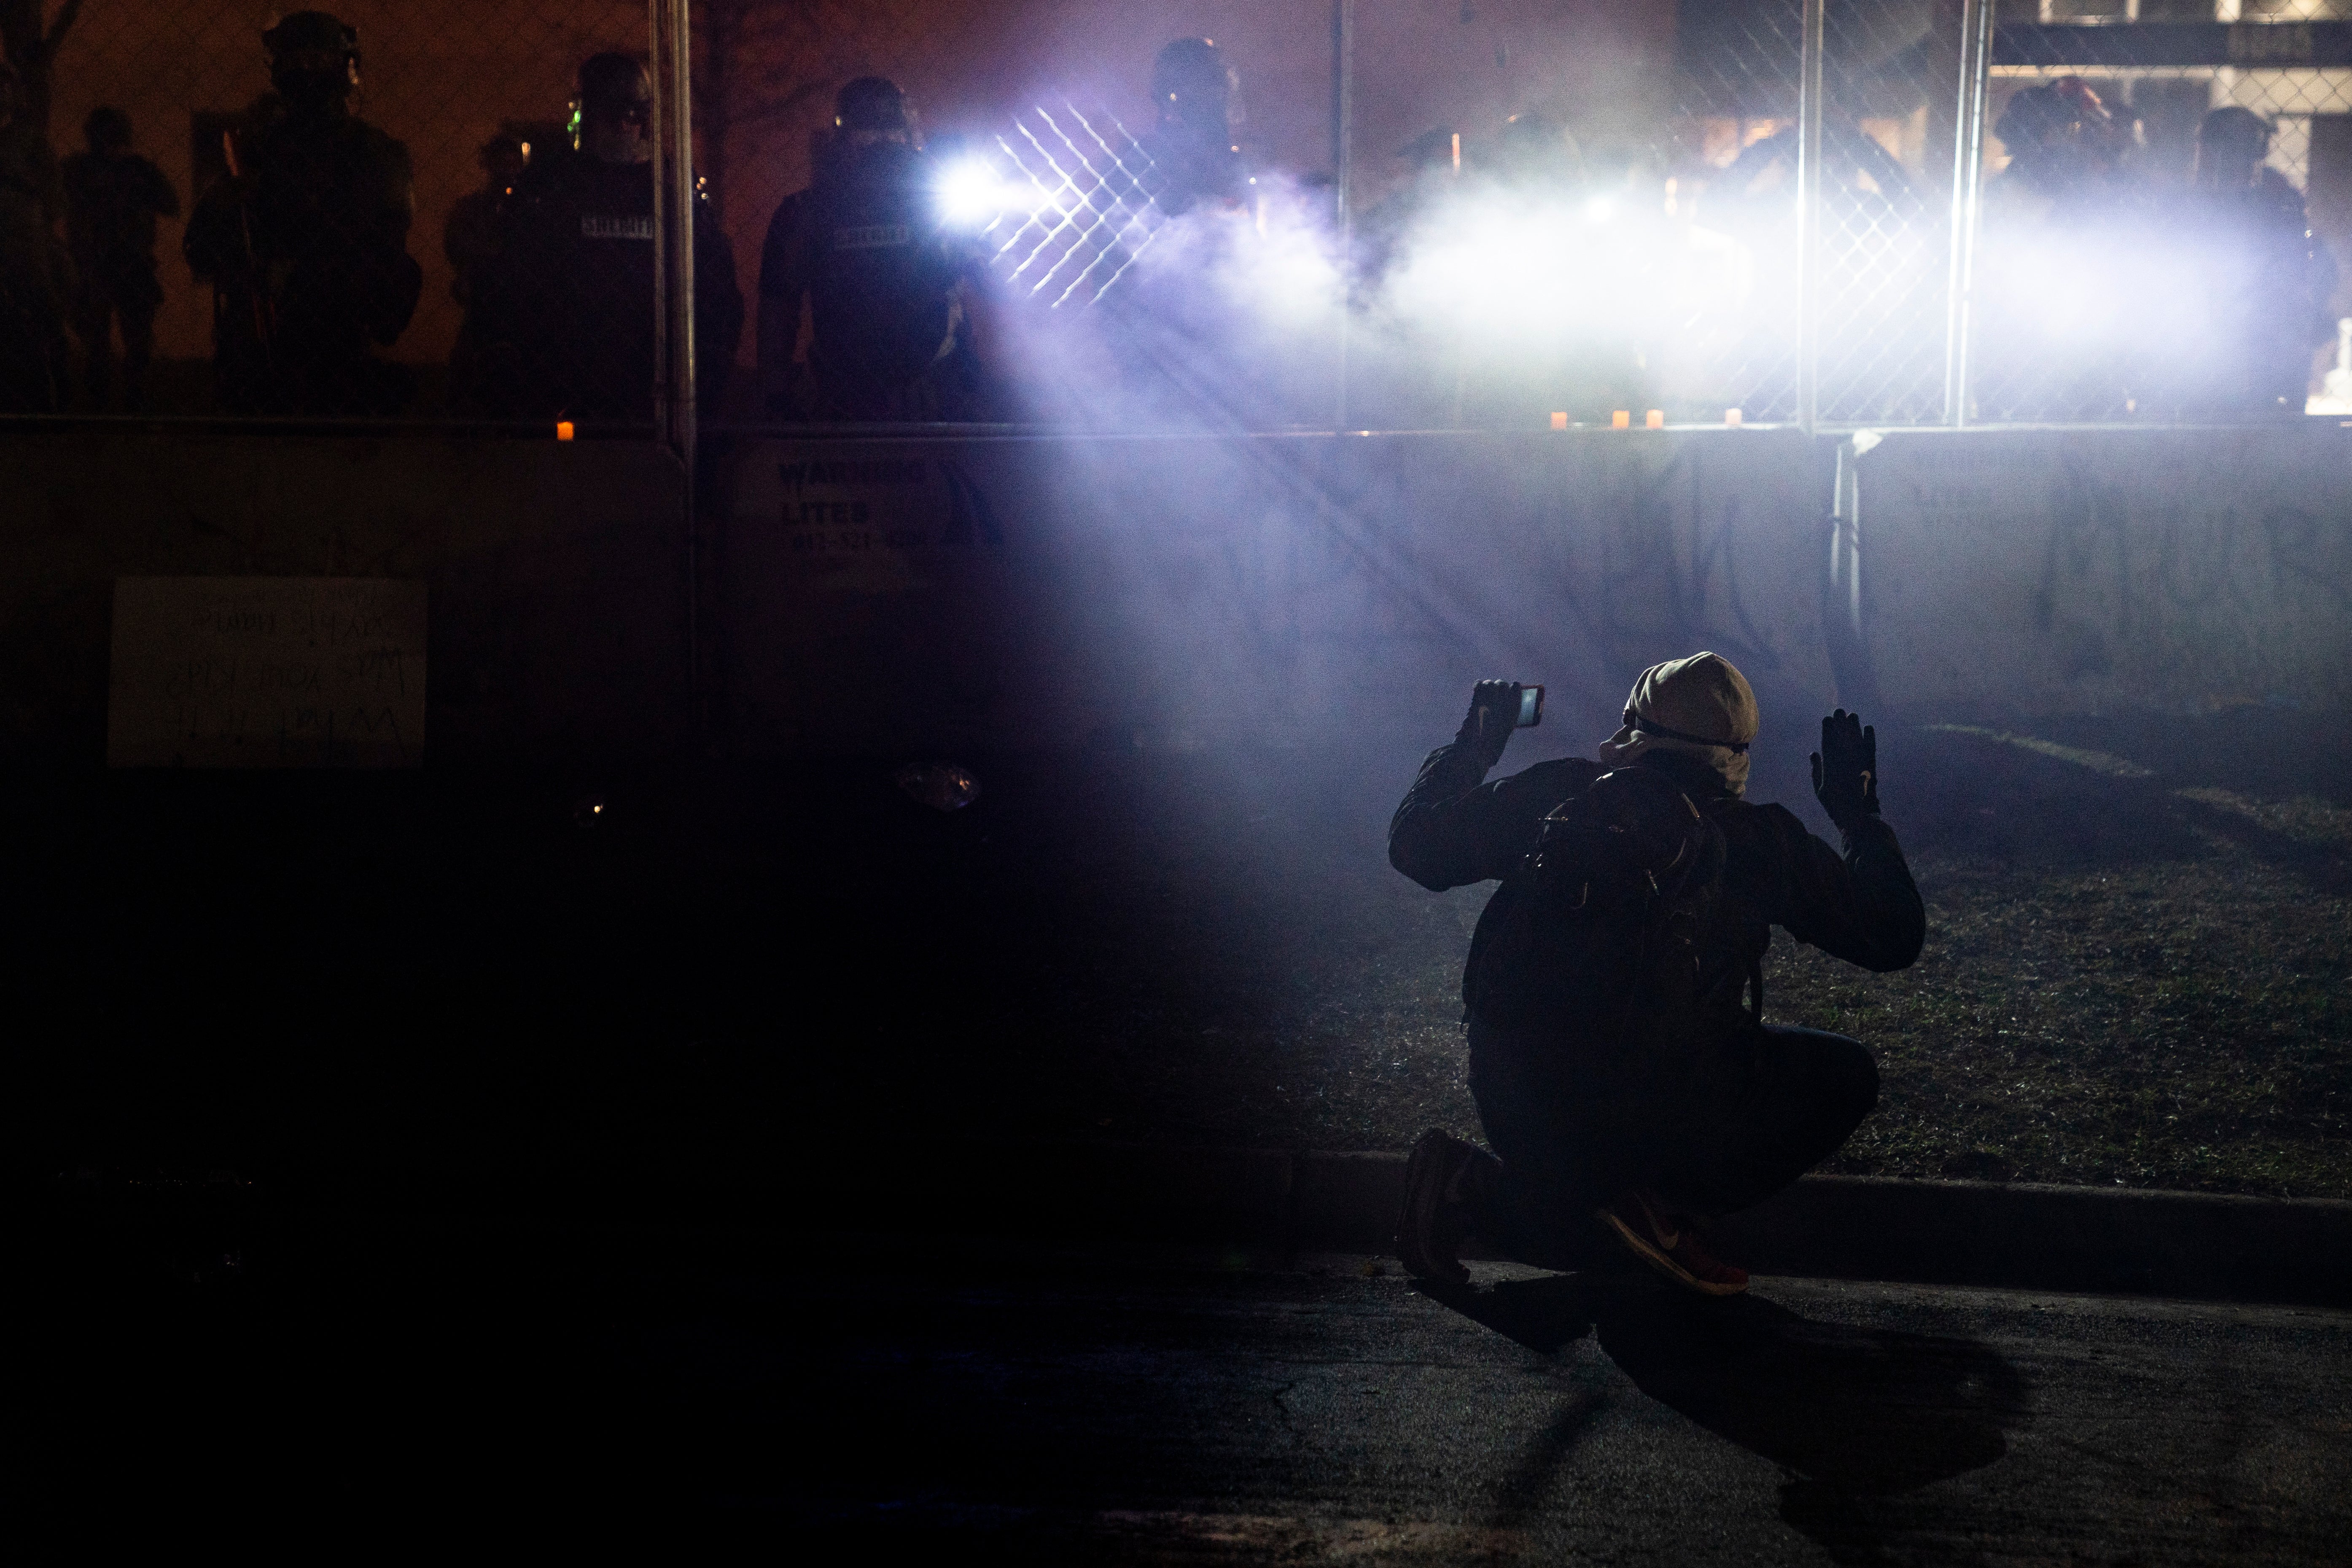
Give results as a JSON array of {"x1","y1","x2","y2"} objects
[{"x1": 874, "y1": 1146, "x2": 2352, "y2": 1307}]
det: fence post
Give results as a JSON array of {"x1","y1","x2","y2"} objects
[
  {"x1": 669, "y1": 0, "x2": 697, "y2": 471},
  {"x1": 1332, "y1": 0, "x2": 1355, "y2": 431},
  {"x1": 650, "y1": 0, "x2": 669, "y2": 445},
  {"x1": 1796, "y1": 0, "x2": 1826, "y2": 433},
  {"x1": 649, "y1": 0, "x2": 700, "y2": 708},
  {"x1": 1942, "y1": 0, "x2": 1993, "y2": 426}
]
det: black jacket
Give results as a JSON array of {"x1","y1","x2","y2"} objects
[
  {"x1": 1390, "y1": 740, "x2": 1924, "y2": 1037},
  {"x1": 470, "y1": 149, "x2": 742, "y2": 421}
]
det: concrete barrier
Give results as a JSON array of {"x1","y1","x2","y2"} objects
[
  {"x1": 712, "y1": 428, "x2": 1835, "y2": 755},
  {"x1": 0, "y1": 428, "x2": 690, "y2": 767},
  {"x1": 1855, "y1": 425, "x2": 2352, "y2": 719},
  {"x1": 4, "y1": 422, "x2": 2347, "y2": 769}
]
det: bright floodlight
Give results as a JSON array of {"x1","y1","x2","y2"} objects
[{"x1": 939, "y1": 159, "x2": 1006, "y2": 225}]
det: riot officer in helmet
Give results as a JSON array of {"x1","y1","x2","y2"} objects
[
  {"x1": 1973, "y1": 76, "x2": 2147, "y2": 419},
  {"x1": 64, "y1": 107, "x2": 179, "y2": 410},
  {"x1": 468, "y1": 52, "x2": 742, "y2": 422},
  {"x1": 182, "y1": 11, "x2": 422, "y2": 415},
  {"x1": 0, "y1": 59, "x2": 73, "y2": 414},
  {"x1": 2183, "y1": 106, "x2": 2337, "y2": 415},
  {"x1": 759, "y1": 77, "x2": 978, "y2": 421},
  {"x1": 1143, "y1": 38, "x2": 1245, "y2": 216}
]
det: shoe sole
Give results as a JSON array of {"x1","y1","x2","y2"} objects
[
  {"x1": 1397, "y1": 1131, "x2": 1470, "y2": 1286},
  {"x1": 1596, "y1": 1206, "x2": 1748, "y2": 1296}
]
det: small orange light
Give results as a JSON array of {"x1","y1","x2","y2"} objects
[
  {"x1": 1646, "y1": 409, "x2": 1664, "y2": 429},
  {"x1": 1725, "y1": 408, "x2": 1744, "y2": 427},
  {"x1": 1550, "y1": 411, "x2": 1569, "y2": 431},
  {"x1": 556, "y1": 420, "x2": 575, "y2": 441},
  {"x1": 1611, "y1": 410, "x2": 1630, "y2": 430}
]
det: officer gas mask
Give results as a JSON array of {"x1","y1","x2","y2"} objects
[
  {"x1": 263, "y1": 11, "x2": 360, "y2": 115},
  {"x1": 574, "y1": 53, "x2": 654, "y2": 166}
]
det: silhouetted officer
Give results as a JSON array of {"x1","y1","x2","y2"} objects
[
  {"x1": 1141, "y1": 38, "x2": 1245, "y2": 217},
  {"x1": 1974, "y1": 77, "x2": 2147, "y2": 419},
  {"x1": 445, "y1": 132, "x2": 526, "y2": 310},
  {"x1": 441, "y1": 132, "x2": 526, "y2": 414},
  {"x1": 471, "y1": 55, "x2": 740, "y2": 422},
  {"x1": 0, "y1": 59, "x2": 72, "y2": 414},
  {"x1": 183, "y1": 11, "x2": 422, "y2": 415},
  {"x1": 759, "y1": 78, "x2": 974, "y2": 421},
  {"x1": 2185, "y1": 106, "x2": 2338, "y2": 416},
  {"x1": 62, "y1": 106, "x2": 177, "y2": 410}
]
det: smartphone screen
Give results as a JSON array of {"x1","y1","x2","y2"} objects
[{"x1": 1516, "y1": 685, "x2": 1545, "y2": 728}]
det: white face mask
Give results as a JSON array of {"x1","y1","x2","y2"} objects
[{"x1": 1597, "y1": 721, "x2": 1752, "y2": 797}]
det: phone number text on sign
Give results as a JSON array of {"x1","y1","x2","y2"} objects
[{"x1": 789, "y1": 528, "x2": 932, "y2": 553}]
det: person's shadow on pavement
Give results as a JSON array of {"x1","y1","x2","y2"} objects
[{"x1": 1418, "y1": 1270, "x2": 2027, "y2": 1562}]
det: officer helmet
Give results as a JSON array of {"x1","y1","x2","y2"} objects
[
  {"x1": 835, "y1": 76, "x2": 910, "y2": 134},
  {"x1": 85, "y1": 105, "x2": 134, "y2": 153},
  {"x1": 263, "y1": 11, "x2": 358, "y2": 68},
  {"x1": 1153, "y1": 38, "x2": 1239, "y2": 132},
  {"x1": 1494, "y1": 111, "x2": 1583, "y2": 183},
  {"x1": 2198, "y1": 105, "x2": 2272, "y2": 161},
  {"x1": 1997, "y1": 75, "x2": 2117, "y2": 156},
  {"x1": 578, "y1": 52, "x2": 652, "y2": 118}
]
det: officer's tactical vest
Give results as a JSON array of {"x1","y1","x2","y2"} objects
[{"x1": 805, "y1": 144, "x2": 958, "y2": 390}]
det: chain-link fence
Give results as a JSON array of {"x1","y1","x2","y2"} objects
[
  {"x1": 1672, "y1": 0, "x2": 1973, "y2": 426},
  {"x1": 1978, "y1": 11, "x2": 2352, "y2": 419},
  {"x1": 981, "y1": 105, "x2": 1167, "y2": 310}
]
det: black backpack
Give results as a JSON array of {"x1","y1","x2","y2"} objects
[{"x1": 1464, "y1": 767, "x2": 1756, "y2": 1080}]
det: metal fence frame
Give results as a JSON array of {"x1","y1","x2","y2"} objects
[{"x1": 1788, "y1": 0, "x2": 1988, "y2": 431}]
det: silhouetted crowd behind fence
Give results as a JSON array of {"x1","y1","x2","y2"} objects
[{"x1": 0, "y1": 9, "x2": 2340, "y2": 426}]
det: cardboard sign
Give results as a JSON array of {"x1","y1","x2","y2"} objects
[{"x1": 108, "y1": 578, "x2": 428, "y2": 768}]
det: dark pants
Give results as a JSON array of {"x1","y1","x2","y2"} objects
[
  {"x1": 73, "y1": 277, "x2": 159, "y2": 409},
  {"x1": 1466, "y1": 1012, "x2": 1878, "y2": 1267}
]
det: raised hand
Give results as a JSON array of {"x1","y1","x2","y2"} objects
[
  {"x1": 1458, "y1": 680, "x2": 1524, "y2": 771},
  {"x1": 1811, "y1": 708, "x2": 1880, "y2": 830}
]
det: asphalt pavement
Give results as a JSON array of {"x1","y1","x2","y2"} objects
[
  {"x1": 743, "y1": 1241, "x2": 2342, "y2": 1561},
  {"x1": 621, "y1": 1239, "x2": 2352, "y2": 1561},
  {"x1": 27, "y1": 1205, "x2": 2352, "y2": 1559}
]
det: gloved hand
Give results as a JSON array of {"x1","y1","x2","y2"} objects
[
  {"x1": 1456, "y1": 680, "x2": 1524, "y2": 772},
  {"x1": 1811, "y1": 708, "x2": 1880, "y2": 831}
]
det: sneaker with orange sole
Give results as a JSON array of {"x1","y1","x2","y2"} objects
[{"x1": 1596, "y1": 1189, "x2": 1749, "y2": 1296}]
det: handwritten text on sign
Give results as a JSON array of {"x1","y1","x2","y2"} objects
[{"x1": 108, "y1": 577, "x2": 428, "y2": 768}]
